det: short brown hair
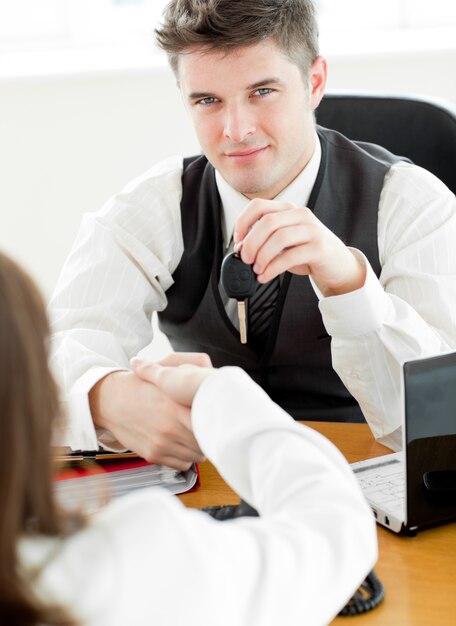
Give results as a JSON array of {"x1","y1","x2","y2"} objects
[{"x1": 155, "y1": 0, "x2": 319, "y2": 78}]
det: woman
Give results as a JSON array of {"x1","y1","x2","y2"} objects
[{"x1": 0, "y1": 250, "x2": 376, "y2": 626}]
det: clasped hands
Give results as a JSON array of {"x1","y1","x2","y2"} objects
[
  {"x1": 91, "y1": 198, "x2": 366, "y2": 470},
  {"x1": 90, "y1": 352, "x2": 213, "y2": 471}
]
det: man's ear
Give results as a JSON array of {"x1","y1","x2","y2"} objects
[{"x1": 309, "y1": 56, "x2": 327, "y2": 111}]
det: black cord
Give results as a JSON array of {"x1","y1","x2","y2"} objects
[
  {"x1": 201, "y1": 502, "x2": 385, "y2": 616},
  {"x1": 338, "y1": 570, "x2": 384, "y2": 616}
]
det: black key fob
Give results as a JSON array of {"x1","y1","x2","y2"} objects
[{"x1": 221, "y1": 252, "x2": 257, "y2": 299}]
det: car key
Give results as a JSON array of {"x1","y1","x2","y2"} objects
[{"x1": 221, "y1": 252, "x2": 258, "y2": 343}]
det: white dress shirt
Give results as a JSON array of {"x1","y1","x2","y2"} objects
[
  {"x1": 49, "y1": 135, "x2": 456, "y2": 451},
  {"x1": 19, "y1": 367, "x2": 377, "y2": 626}
]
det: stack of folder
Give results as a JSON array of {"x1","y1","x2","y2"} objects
[{"x1": 54, "y1": 449, "x2": 200, "y2": 513}]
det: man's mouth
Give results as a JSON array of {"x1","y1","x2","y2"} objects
[{"x1": 224, "y1": 146, "x2": 268, "y2": 163}]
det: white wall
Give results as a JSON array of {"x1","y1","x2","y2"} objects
[
  {"x1": 0, "y1": 48, "x2": 455, "y2": 354},
  {"x1": 326, "y1": 49, "x2": 456, "y2": 101},
  {"x1": 0, "y1": 68, "x2": 199, "y2": 297}
]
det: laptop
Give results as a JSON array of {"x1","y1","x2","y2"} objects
[{"x1": 351, "y1": 352, "x2": 456, "y2": 535}]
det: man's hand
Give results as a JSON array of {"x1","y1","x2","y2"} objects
[
  {"x1": 89, "y1": 353, "x2": 212, "y2": 471},
  {"x1": 234, "y1": 198, "x2": 366, "y2": 297}
]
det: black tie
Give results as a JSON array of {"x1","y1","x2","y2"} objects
[{"x1": 248, "y1": 276, "x2": 281, "y2": 345}]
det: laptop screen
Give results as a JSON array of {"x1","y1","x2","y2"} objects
[{"x1": 404, "y1": 353, "x2": 456, "y2": 531}]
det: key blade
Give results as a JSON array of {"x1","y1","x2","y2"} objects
[{"x1": 238, "y1": 300, "x2": 247, "y2": 344}]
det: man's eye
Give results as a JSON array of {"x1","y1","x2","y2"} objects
[
  {"x1": 253, "y1": 88, "x2": 274, "y2": 97},
  {"x1": 197, "y1": 97, "x2": 218, "y2": 106}
]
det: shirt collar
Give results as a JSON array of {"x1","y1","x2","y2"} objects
[{"x1": 215, "y1": 131, "x2": 322, "y2": 248}]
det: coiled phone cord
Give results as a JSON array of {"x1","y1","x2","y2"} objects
[{"x1": 338, "y1": 569, "x2": 384, "y2": 616}]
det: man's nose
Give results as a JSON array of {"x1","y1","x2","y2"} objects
[{"x1": 223, "y1": 104, "x2": 256, "y2": 143}]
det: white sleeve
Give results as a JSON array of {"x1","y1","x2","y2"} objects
[
  {"x1": 191, "y1": 369, "x2": 378, "y2": 625},
  {"x1": 43, "y1": 367, "x2": 376, "y2": 626},
  {"x1": 316, "y1": 163, "x2": 456, "y2": 448},
  {"x1": 49, "y1": 156, "x2": 185, "y2": 450}
]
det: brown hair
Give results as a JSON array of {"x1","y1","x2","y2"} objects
[
  {"x1": 155, "y1": 0, "x2": 319, "y2": 78},
  {"x1": 0, "y1": 251, "x2": 80, "y2": 626}
]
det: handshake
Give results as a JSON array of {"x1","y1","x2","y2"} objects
[{"x1": 89, "y1": 352, "x2": 214, "y2": 470}]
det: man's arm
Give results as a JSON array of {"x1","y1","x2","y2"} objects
[
  {"x1": 49, "y1": 156, "x2": 205, "y2": 466},
  {"x1": 234, "y1": 164, "x2": 456, "y2": 447},
  {"x1": 324, "y1": 164, "x2": 456, "y2": 447}
]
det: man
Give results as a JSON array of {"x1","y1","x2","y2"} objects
[{"x1": 50, "y1": 0, "x2": 456, "y2": 469}]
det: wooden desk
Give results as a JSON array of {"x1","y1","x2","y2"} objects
[{"x1": 179, "y1": 422, "x2": 456, "y2": 625}]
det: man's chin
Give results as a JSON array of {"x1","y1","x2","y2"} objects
[{"x1": 221, "y1": 172, "x2": 271, "y2": 198}]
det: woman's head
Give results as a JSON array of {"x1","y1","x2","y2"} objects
[
  {"x1": 0, "y1": 251, "x2": 77, "y2": 626},
  {"x1": 0, "y1": 251, "x2": 60, "y2": 537}
]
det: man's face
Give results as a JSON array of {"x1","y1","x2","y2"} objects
[{"x1": 178, "y1": 39, "x2": 325, "y2": 199}]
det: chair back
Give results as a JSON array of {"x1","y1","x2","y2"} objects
[{"x1": 316, "y1": 93, "x2": 456, "y2": 194}]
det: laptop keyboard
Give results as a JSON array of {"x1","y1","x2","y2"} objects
[
  {"x1": 358, "y1": 471, "x2": 404, "y2": 507},
  {"x1": 352, "y1": 454, "x2": 405, "y2": 517}
]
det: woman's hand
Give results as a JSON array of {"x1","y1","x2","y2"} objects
[{"x1": 130, "y1": 352, "x2": 213, "y2": 407}]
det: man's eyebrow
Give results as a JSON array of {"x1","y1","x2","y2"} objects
[
  {"x1": 246, "y1": 77, "x2": 284, "y2": 90},
  {"x1": 187, "y1": 77, "x2": 284, "y2": 100},
  {"x1": 188, "y1": 91, "x2": 216, "y2": 100}
]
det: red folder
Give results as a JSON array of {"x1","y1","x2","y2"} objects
[{"x1": 54, "y1": 450, "x2": 200, "y2": 512}]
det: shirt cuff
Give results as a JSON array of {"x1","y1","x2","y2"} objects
[
  {"x1": 376, "y1": 427, "x2": 403, "y2": 452},
  {"x1": 315, "y1": 250, "x2": 393, "y2": 339},
  {"x1": 56, "y1": 366, "x2": 127, "y2": 451}
]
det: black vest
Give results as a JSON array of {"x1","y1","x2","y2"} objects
[{"x1": 158, "y1": 127, "x2": 403, "y2": 422}]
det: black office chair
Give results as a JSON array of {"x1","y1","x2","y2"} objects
[{"x1": 316, "y1": 92, "x2": 456, "y2": 194}]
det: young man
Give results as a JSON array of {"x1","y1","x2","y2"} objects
[{"x1": 50, "y1": 0, "x2": 456, "y2": 468}]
